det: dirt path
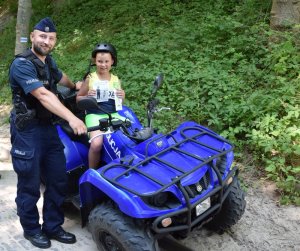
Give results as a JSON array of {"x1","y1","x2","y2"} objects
[
  {"x1": 182, "y1": 182, "x2": 300, "y2": 251},
  {"x1": 0, "y1": 106, "x2": 299, "y2": 251}
]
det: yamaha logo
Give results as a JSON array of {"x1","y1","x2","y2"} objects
[
  {"x1": 156, "y1": 140, "x2": 163, "y2": 147},
  {"x1": 196, "y1": 184, "x2": 203, "y2": 192}
]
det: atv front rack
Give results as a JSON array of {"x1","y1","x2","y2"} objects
[{"x1": 100, "y1": 126, "x2": 234, "y2": 197}]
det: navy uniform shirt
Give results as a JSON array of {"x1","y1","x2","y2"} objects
[{"x1": 9, "y1": 55, "x2": 63, "y2": 94}]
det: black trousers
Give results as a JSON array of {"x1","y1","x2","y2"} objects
[{"x1": 10, "y1": 117, "x2": 67, "y2": 236}]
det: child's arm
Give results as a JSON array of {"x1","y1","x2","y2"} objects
[{"x1": 76, "y1": 78, "x2": 93, "y2": 102}]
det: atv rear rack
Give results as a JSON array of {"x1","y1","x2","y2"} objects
[{"x1": 100, "y1": 126, "x2": 234, "y2": 197}]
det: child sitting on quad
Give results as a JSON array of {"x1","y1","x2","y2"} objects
[{"x1": 76, "y1": 43, "x2": 125, "y2": 169}]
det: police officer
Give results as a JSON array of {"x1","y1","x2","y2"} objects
[{"x1": 9, "y1": 17, "x2": 87, "y2": 249}]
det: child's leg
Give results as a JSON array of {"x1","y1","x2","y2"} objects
[{"x1": 88, "y1": 130, "x2": 103, "y2": 169}]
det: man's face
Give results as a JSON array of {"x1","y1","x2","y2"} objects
[{"x1": 30, "y1": 30, "x2": 57, "y2": 57}]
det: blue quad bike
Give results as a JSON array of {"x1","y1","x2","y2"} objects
[{"x1": 56, "y1": 74, "x2": 246, "y2": 251}]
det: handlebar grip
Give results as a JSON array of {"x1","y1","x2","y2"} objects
[{"x1": 87, "y1": 125, "x2": 101, "y2": 132}]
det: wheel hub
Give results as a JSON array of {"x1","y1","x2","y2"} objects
[{"x1": 100, "y1": 231, "x2": 123, "y2": 251}]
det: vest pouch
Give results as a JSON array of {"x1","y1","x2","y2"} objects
[
  {"x1": 10, "y1": 147, "x2": 35, "y2": 176},
  {"x1": 14, "y1": 106, "x2": 36, "y2": 130}
]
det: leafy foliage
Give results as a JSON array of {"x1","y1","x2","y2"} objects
[{"x1": 0, "y1": 0, "x2": 299, "y2": 204}]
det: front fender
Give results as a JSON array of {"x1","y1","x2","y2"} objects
[{"x1": 79, "y1": 168, "x2": 175, "y2": 220}]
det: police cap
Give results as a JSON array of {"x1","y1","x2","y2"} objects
[{"x1": 33, "y1": 17, "x2": 57, "y2": 32}]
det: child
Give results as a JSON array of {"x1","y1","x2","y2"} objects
[{"x1": 76, "y1": 43, "x2": 125, "y2": 169}]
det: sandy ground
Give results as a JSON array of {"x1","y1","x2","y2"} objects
[{"x1": 0, "y1": 105, "x2": 300, "y2": 251}]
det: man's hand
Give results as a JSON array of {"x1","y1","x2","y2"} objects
[
  {"x1": 74, "y1": 81, "x2": 83, "y2": 90},
  {"x1": 69, "y1": 117, "x2": 87, "y2": 135}
]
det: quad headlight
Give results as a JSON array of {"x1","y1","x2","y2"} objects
[{"x1": 142, "y1": 192, "x2": 181, "y2": 209}]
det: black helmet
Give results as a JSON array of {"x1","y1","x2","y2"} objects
[{"x1": 91, "y1": 43, "x2": 117, "y2": 66}]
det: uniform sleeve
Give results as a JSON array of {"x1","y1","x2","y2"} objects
[{"x1": 9, "y1": 58, "x2": 43, "y2": 94}]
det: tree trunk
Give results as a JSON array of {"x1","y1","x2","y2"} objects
[
  {"x1": 270, "y1": 0, "x2": 300, "y2": 30},
  {"x1": 15, "y1": 0, "x2": 32, "y2": 55}
]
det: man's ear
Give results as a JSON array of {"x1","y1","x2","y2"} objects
[{"x1": 30, "y1": 31, "x2": 34, "y2": 42}]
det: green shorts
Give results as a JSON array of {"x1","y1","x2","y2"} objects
[{"x1": 85, "y1": 113, "x2": 126, "y2": 127}]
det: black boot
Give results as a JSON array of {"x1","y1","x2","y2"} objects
[
  {"x1": 46, "y1": 229, "x2": 76, "y2": 244},
  {"x1": 24, "y1": 232, "x2": 51, "y2": 249}
]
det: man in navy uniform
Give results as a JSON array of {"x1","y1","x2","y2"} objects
[{"x1": 9, "y1": 17, "x2": 87, "y2": 249}]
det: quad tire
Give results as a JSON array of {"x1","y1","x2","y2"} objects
[
  {"x1": 206, "y1": 178, "x2": 246, "y2": 231},
  {"x1": 88, "y1": 201, "x2": 159, "y2": 251}
]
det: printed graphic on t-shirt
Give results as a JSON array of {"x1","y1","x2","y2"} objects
[{"x1": 93, "y1": 80, "x2": 115, "y2": 102}]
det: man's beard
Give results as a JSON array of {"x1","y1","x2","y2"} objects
[{"x1": 33, "y1": 43, "x2": 52, "y2": 57}]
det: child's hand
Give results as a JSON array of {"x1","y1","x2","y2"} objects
[
  {"x1": 116, "y1": 89, "x2": 125, "y2": 100},
  {"x1": 88, "y1": 90, "x2": 96, "y2": 96}
]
